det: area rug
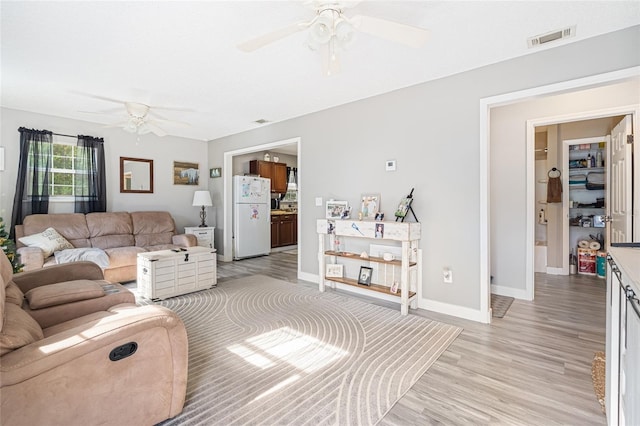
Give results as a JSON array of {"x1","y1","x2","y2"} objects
[
  {"x1": 491, "y1": 294, "x2": 515, "y2": 318},
  {"x1": 592, "y1": 351, "x2": 606, "y2": 414},
  {"x1": 142, "y1": 275, "x2": 462, "y2": 425}
]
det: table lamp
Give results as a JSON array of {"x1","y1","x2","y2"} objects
[{"x1": 192, "y1": 190, "x2": 213, "y2": 227}]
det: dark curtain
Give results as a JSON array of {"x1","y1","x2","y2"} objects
[
  {"x1": 10, "y1": 128, "x2": 53, "y2": 238},
  {"x1": 75, "y1": 135, "x2": 106, "y2": 213}
]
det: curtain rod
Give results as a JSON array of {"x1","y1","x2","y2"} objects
[{"x1": 52, "y1": 132, "x2": 77, "y2": 139}]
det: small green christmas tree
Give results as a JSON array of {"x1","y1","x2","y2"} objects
[{"x1": 0, "y1": 217, "x2": 23, "y2": 273}]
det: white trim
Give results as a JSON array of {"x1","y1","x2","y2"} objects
[
  {"x1": 491, "y1": 284, "x2": 530, "y2": 301},
  {"x1": 545, "y1": 267, "x2": 565, "y2": 275},
  {"x1": 419, "y1": 298, "x2": 489, "y2": 323},
  {"x1": 481, "y1": 66, "x2": 640, "y2": 321},
  {"x1": 222, "y1": 137, "x2": 302, "y2": 267},
  {"x1": 298, "y1": 271, "x2": 318, "y2": 284}
]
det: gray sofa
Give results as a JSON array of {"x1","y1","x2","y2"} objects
[{"x1": 15, "y1": 211, "x2": 196, "y2": 283}]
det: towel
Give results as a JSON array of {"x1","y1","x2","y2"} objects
[{"x1": 547, "y1": 176, "x2": 562, "y2": 203}]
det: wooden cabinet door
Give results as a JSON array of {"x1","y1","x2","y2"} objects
[
  {"x1": 250, "y1": 160, "x2": 273, "y2": 180},
  {"x1": 278, "y1": 215, "x2": 296, "y2": 246},
  {"x1": 271, "y1": 219, "x2": 279, "y2": 248},
  {"x1": 272, "y1": 162, "x2": 288, "y2": 193}
]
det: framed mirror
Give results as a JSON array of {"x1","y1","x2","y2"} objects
[{"x1": 120, "y1": 157, "x2": 154, "y2": 193}]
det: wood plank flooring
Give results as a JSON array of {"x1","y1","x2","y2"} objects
[{"x1": 219, "y1": 253, "x2": 608, "y2": 425}]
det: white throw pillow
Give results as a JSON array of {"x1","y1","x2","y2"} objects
[{"x1": 19, "y1": 227, "x2": 74, "y2": 258}]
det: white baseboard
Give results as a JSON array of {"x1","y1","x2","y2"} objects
[
  {"x1": 491, "y1": 284, "x2": 531, "y2": 300},
  {"x1": 298, "y1": 271, "x2": 318, "y2": 284},
  {"x1": 546, "y1": 267, "x2": 565, "y2": 275},
  {"x1": 418, "y1": 298, "x2": 491, "y2": 324}
]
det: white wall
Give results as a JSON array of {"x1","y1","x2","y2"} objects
[
  {"x1": 0, "y1": 108, "x2": 209, "y2": 232},
  {"x1": 208, "y1": 26, "x2": 640, "y2": 315}
]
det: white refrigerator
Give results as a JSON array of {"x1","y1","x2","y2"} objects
[{"x1": 233, "y1": 175, "x2": 271, "y2": 259}]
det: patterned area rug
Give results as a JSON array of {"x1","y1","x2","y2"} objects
[
  {"x1": 592, "y1": 351, "x2": 606, "y2": 414},
  {"x1": 140, "y1": 275, "x2": 461, "y2": 425},
  {"x1": 491, "y1": 294, "x2": 515, "y2": 318}
]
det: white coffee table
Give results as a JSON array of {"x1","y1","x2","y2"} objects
[{"x1": 137, "y1": 246, "x2": 217, "y2": 300}]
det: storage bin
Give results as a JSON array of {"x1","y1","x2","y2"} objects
[{"x1": 578, "y1": 248, "x2": 597, "y2": 275}]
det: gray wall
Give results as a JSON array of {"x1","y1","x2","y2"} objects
[
  {"x1": 0, "y1": 108, "x2": 209, "y2": 232},
  {"x1": 207, "y1": 26, "x2": 640, "y2": 313}
]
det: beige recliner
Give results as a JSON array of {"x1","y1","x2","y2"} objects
[{"x1": 0, "y1": 250, "x2": 188, "y2": 425}]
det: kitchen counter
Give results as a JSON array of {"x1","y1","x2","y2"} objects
[{"x1": 271, "y1": 210, "x2": 297, "y2": 216}]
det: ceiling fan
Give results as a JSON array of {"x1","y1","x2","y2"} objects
[
  {"x1": 77, "y1": 94, "x2": 191, "y2": 137},
  {"x1": 237, "y1": 1, "x2": 430, "y2": 75}
]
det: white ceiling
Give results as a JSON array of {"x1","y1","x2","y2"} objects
[{"x1": 1, "y1": 1, "x2": 639, "y2": 142}]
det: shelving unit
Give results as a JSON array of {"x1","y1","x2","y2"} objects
[
  {"x1": 567, "y1": 142, "x2": 606, "y2": 257},
  {"x1": 317, "y1": 219, "x2": 421, "y2": 315}
]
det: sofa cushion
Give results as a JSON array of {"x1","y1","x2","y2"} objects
[
  {"x1": 131, "y1": 211, "x2": 176, "y2": 247},
  {"x1": 5, "y1": 282, "x2": 25, "y2": 306},
  {"x1": 0, "y1": 303, "x2": 44, "y2": 356},
  {"x1": 86, "y1": 212, "x2": 135, "y2": 249},
  {"x1": 19, "y1": 227, "x2": 74, "y2": 258},
  {"x1": 104, "y1": 246, "x2": 147, "y2": 268},
  {"x1": 25, "y1": 280, "x2": 105, "y2": 309},
  {"x1": 20, "y1": 213, "x2": 91, "y2": 248}
]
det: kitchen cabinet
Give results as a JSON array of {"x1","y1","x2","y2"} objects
[
  {"x1": 606, "y1": 247, "x2": 640, "y2": 425},
  {"x1": 317, "y1": 219, "x2": 421, "y2": 316},
  {"x1": 271, "y1": 213, "x2": 297, "y2": 248},
  {"x1": 250, "y1": 160, "x2": 287, "y2": 193}
]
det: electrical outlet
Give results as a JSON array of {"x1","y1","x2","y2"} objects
[{"x1": 443, "y1": 268, "x2": 453, "y2": 284}]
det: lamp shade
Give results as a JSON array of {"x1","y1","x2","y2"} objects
[{"x1": 192, "y1": 191, "x2": 213, "y2": 207}]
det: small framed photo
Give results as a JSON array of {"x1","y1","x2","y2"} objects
[
  {"x1": 375, "y1": 223, "x2": 384, "y2": 239},
  {"x1": 374, "y1": 212, "x2": 384, "y2": 221},
  {"x1": 326, "y1": 200, "x2": 349, "y2": 219},
  {"x1": 357, "y1": 266, "x2": 373, "y2": 286},
  {"x1": 325, "y1": 264, "x2": 343, "y2": 278},
  {"x1": 360, "y1": 193, "x2": 380, "y2": 220},
  {"x1": 210, "y1": 167, "x2": 222, "y2": 178}
]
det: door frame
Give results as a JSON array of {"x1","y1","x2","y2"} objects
[
  {"x1": 524, "y1": 107, "x2": 638, "y2": 300},
  {"x1": 222, "y1": 137, "x2": 302, "y2": 266},
  {"x1": 480, "y1": 66, "x2": 639, "y2": 319}
]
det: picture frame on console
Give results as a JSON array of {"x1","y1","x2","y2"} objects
[
  {"x1": 326, "y1": 264, "x2": 343, "y2": 278},
  {"x1": 358, "y1": 266, "x2": 373, "y2": 286}
]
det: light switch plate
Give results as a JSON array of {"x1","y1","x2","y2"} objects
[{"x1": 315, "y1": 197, "x2": 323, "y2": 206}]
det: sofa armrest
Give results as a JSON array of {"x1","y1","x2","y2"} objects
[
  {"x1": 12, "y1": 261, "x2": 105, "y2": 293},
  {"x1": 173, "y1": 233, "x2": 197, "y2": 247},
  {"x1": 17, "y1": 246, "x2": 45, "y2": 270},
  {"x1": 0, "y1": 304, "x2": 188, "y2": 425}
]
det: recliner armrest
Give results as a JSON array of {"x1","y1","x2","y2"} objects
[
  {"x1": 12, "y1": 261, "x2": 105, "y2": 293},
  {"x1": 17, "y1": 246, "x2": 45, "y2": 270},
  {"x1": 172, "y1": 234, "x2": 197, "y2": 247}
]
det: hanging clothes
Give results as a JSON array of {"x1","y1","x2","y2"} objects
[{"x1": 547, "y1": 168, "x2": 562, "y2": 203}]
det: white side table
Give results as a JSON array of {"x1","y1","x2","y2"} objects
[{"x1": 185, "y1": 226, "x2": 215, "y2": 248}]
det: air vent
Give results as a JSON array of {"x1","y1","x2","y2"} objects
[
  {"x1": 254, "y1": 119, "x2": 270, "y2": 124},
  {"x1": 527, "y1": 26, "x2": 576, "y2": 48}
]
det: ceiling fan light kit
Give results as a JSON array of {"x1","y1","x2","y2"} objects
[{"x1": 237, "y1": 1, "x2": 430, "y2": 75}]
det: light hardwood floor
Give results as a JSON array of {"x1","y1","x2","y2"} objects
[{"x1": 219, "y1": 252, "x2": 608, "y2": 425}]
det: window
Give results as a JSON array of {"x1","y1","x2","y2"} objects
[{"x1": 27, "y1": 136, "x2": 91, "y2": 199}]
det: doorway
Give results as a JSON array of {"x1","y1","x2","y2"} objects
[
  {"x1": 480, "y1": 66, "x2": 639, "y2": 322},
  {"x1": 221, "y1": 137, "x2": 302, "y2": 275}
]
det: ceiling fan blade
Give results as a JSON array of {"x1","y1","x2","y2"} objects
[
  {"x1": 78, "y1": 107, "x2": 124, "y2": 115},
  {"x1": 237, "y1": 20, "x2": 312, "y2": 52},
  {"x1": 148, "y1": 110, "x2": 190, "y2": 126},
  {"x1": 144, "y1": 121, "x2": 167, "y2": 137},
  {"x1": 350, "y1": 15, "x2": 430, "y2": 48}
]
